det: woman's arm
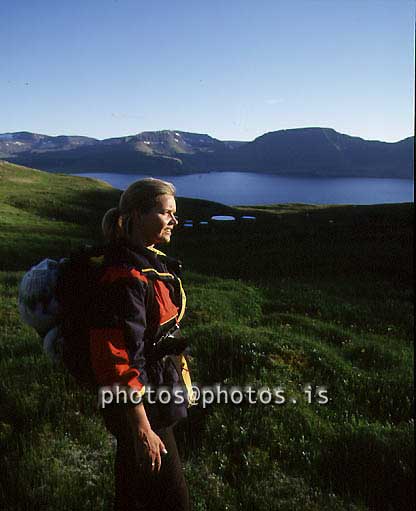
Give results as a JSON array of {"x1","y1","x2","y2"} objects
[{"x1": 126, "y1": 403, "x2": 167, "y2": 472}]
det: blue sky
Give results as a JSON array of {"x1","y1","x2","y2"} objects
[{"x1": 1, "y1": 0, "x2": 414, "y2": 142}]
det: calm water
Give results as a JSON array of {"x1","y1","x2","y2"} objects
[{"x1": 72, "y1": 171, "x2": 414, "y2": 206}]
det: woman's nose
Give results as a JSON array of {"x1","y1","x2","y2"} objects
[{"x1": 168, "y1": 213, "x2": 179, "y2": 225}]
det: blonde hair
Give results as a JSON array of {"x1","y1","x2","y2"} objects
[{"x1": 102, "y1": 177, "x2": 176, "y2": 243}]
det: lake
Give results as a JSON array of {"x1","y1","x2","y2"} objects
[{"x1": 71, "y1": 171, "x2": 414, "y2": 206}]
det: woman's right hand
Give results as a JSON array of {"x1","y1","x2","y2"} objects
[
  {"x1": 135, "y1": 425, "x2": 167, "y2": 472},
  {"x1": 127, "y1": 403, "x2": 167, "y2": 472}
]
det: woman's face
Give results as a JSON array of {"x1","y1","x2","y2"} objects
[{"x1": 132, "y1": 194, "x2": 178, "y2": 247}]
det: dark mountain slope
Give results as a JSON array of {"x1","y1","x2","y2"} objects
[{"x1": 1, "y1": 128, "x2": 413, "y2": 178}]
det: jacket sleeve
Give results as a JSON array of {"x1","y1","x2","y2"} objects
[{"x1": 89, "y1": 268, "x2": 149, "y2": 400}]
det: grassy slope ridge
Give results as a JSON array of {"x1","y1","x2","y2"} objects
[{"x1": 0, "y1": 161, "x2": 413, "y2": 511}]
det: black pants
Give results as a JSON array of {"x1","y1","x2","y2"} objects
[{"x1": 103, "y1": 407, "x2": 190, "y2": 511}]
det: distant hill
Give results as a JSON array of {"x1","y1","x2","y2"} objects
[
  {"x1": 0, "y1": 128, "x2": 413, "y2": 178},
  {"x1": 202, "y1": 128, "x2": 414, "y2": 178},
  {"x1": 0, "y1": 131, "x2": 98, "y2": 154}
]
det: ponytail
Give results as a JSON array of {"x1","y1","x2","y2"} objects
[{"x1": 101, "y1": 207, "x2": 123, "y2": 243}]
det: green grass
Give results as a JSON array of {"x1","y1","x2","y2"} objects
[
  {"x1": 0, "y1": 161, "x2": 119, "y2": 269},
  {"x1": 0, "y1": 160, "x2": 413, "y2": 510}
]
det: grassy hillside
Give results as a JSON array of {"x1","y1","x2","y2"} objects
[
  {"x1": 0, "y1": 161, "x2": 413, "y2": 510},
  {"x1": 0, "y1": 161, "x2": 120, "y2": 270}
]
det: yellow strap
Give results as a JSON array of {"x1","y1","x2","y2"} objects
[
  {"x1": 141, "y1": 268, "x2": 174, "y2": 278},
  {"x1": 176, "y1": 276, "x2": 186, "y2": 323},
  {"x1": 147, "y1": 246, "x2": 167, "y2": 257},
  {"x1": 179, "y1": 355, "x2": 196, "y2": 406}
]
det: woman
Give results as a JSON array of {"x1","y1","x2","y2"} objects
[{"x1": 92, "y1": 178, "x2": 191, "y2": 511}]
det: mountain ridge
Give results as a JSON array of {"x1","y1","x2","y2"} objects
[{"x1": 0, "y1": 128, "x2": 413, "y2": 178}]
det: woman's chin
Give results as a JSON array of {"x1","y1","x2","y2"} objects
[{"x1": 156, "y1": 234, "x2": 172, "y2": 244}]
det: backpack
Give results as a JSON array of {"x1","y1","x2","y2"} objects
[
  {"x1": 18, "y1": 246, "x2": 108, "y2": 387},
  {"x1": 18, "y1": 258, "x2": 61, "y2": 339},
  {"x1": 19, "y1": 246, "x2": 195, "y2": 405}
]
